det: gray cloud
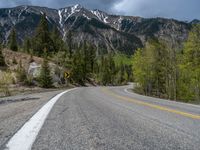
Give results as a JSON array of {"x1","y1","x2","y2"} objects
[
  {"x1": 0, "y1": 0, "x2": 31, "y2": 8},
  {"x1": 113, "y1": 0, "x2": 200, "y2": 21},
  {"x1": 0, "y1": 0, "x2": 199, "y2": 20}
]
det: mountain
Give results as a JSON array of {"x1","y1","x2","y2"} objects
[{"x1": 0, "y1": 4, "x2": 194, "y2": 55}]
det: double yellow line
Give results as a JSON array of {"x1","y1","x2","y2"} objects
[{"x1": 102, "y1": 88, "x2": 200, "y2": 120}]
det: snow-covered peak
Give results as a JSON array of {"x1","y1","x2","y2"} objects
[
  {"x1": 70, "y1": 4, "x2": 81, "y2": 14},
  {"x1": 58, "y1": 4, "x2": 83, "y2": 28},
  {"x1": 73, "y1": 4, "x2": 82, "y2": 9}
]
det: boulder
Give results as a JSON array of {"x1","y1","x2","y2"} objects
[{"x1": 28, "y1": 62, "x2": 41, "y2": 78}]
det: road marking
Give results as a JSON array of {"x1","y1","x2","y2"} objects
[
  {"x1": 102, "y1": 88, "x2": 200, "y2": 120},
  {"x1": 5, "y1": 88, "x2": 76, "y2": 150},
  {"x1": 124, "y1": 88, "x2": 200, "y2": 109}
]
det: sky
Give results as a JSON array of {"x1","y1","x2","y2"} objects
[{"x1": 0, "y1": 0, "x2": 199, "y2": 21}]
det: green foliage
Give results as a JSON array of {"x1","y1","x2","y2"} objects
[
  {"x1": 8, "y1": 28, "x2": 18, "y2": 51},
  {"x1": 133, "y1": 40, "x2": 169, "y2": 97},
  {"x1": 132, "y1": 24, "x2": 200, "y2": 103},
  {"x1": 51, "y1": 26, "x2": 66, "y2": 53},
  {"x1": 178, "y1": 24, "x2": 200, "y2": 102},
  {"x1": 71, "y1": 49, "x2": 85, "y2": 85},
  {"x1": 32, "y1": 14, "x2": 54, "y2": 56},
  {"x1": 23, "y1": 37, "x2": 32, "y2": 53},
  {"x1": 113, "y1": 54, "x2": 133, "y2": 68},
  {"x1": 38, "y1": 58, "x2": 53, "y2": 88},
  {"x1": 67, "y1": 30, "x2": 73, "y2": 57}
]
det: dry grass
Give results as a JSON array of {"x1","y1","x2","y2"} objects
[{"x1": 2, "y1": 49, "x2": 43, "y2": 71}]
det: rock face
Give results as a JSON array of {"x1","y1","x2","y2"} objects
[
  {"x1": 28, "y1": 62, "x2": 41, "y2": 78},
  {"x1": 0, "y1": 4, "x2": 197, "y2": 54},
  {"x1": 28, "y1": 62, "x2": 63, "y2": 85}
]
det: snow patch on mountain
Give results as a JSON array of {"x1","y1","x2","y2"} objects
[
  {"x1": 8, "y1": 10, "x2": 16, "y2": 25},
  {"x1": 71, "y1": 4, "x2": 81, "y2": 14},
  {"x1": 83, "y1": 14, "x2": 90, "y2": 20},
  {"x1": 91, "y1": 10, "x2": 109, "y2": 24},
  {"x1": 58, "y1": 9, "x2": 63, "y2": 27},
  {"x1": 117, "y1": 16, "x2": 123, "y2": 30},
  {"x1": 18, "y1": 6, "x2": 28, "y2": 20}
]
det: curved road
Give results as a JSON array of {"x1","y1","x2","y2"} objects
[
  {"x1": 5, "y1": 85, "x2": 200, "y2": 150},
  {"x1": 30, "y1": 85, "x2": 200, "y2": 150}
]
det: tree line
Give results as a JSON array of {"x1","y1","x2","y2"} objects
[{"x1": 133, "y1": 24, "x2": 200, "y2": 103}]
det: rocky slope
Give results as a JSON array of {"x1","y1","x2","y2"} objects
[{"x1": 0, "y1": 4, "x2": 197, "y2": 54}]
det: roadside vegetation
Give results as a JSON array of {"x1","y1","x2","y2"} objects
[
  {"x1": 1, "y1": 13, "x2": 200, "y2": 103},
  {"x1": 133, "y1": 24, "x2": 200, "y2": 103},
  {"x1": 0, "y1": 14, "x2": 131, "y2": 96}
]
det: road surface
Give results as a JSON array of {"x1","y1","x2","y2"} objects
[{"x1": 3, "y1": 85, "x2": 200, "y2": 149}]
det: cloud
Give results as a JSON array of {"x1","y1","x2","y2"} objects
[
  {"x1": 0, "y1": 0, "x2": 31, "y2": 8},
  {"x1": 0, "y1": 0, "x2": 199, "y2": 20},
  {"x1": 113, "y1": 0, "x2": 200, "y2": 20},
  {"x1": 0, "y1": 0, "x2": 120, "y2": 11}
]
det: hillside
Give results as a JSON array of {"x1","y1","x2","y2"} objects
[
  {"x1": 0, "y1": 49, "x2": 68, "y2": 97},
  {"x1": 0, "y1": 4, "x2": 196, "y2": 55}
]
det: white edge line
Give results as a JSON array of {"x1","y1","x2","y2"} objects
[
  {"x1": 5, "y1": 88, "x2": 77, "y2": 150},
  {"x1": 124, "y1": 88, "x2": 200, "y2": 108}
]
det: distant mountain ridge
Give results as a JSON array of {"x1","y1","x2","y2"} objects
[{"x1": 0, "y1": 4, "x2": 198, "y2": 54}]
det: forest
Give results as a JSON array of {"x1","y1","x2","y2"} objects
[
  {"x1": 0, "y1": 14, "x2": 200, "y2": 103},
  {"x1": 133, "y1": 24, "x2": 200, "y2": 103},
  {"x1": 0, "y1": 14, "x2": 132, "y2": 92}
]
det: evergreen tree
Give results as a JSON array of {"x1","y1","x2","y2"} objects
[
  {"x1": 88, "y1": 44, "x2": 96, "y2": 73},
  {"x1": 23, "y1": 37, "x2": 31, "y2": 53},
  {"x1": 0, "y1": 44, "x2": 6, "y2": 67},
  {"x1": 101, "y1": 57, "x2": 111, "y2": 85},
  {"x1": 8, "y1": 28, "x2": 18, "y2": 51},
  {"x1": 38, "y1": 58, "x2": 53, "y2": 88},
  {"x1": 71, "y1": 49, "x2": 85, "y2": 85},
  {"x1": 67, "y1": 30, "x2": 73, "y2": 57},
  {"x1": 51, "y1": 26, "x2": 64, "y2": 52},
  {"x1": 98, "y1": 54, "x2": 116, "y2": 85},
  {"x1": 32, "y1": 14, "x2": 54, "y2": 56}
]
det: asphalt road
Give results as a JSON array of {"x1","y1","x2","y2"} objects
[
  {"x1": 29, "y1": 85, "x2": 200, "y2": 150},
  {"x1": 0, "y1": 90, "x2": 65, "y2": 149}
]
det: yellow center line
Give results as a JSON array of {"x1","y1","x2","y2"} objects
[{"x1": 102, "y1": 88, "x2": 200, "y2": 120}]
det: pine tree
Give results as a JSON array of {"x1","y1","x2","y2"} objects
[
  {"x1": 38, "y1": 58, "x2": 53, "y2": 88},
  {"x1": 67, "y1": 30, "x2": 73, "y2": 57},
  {"x1": 82, "y1": 41, "x2": 89, "y2": 79},
  {"x1": 32, "y1": 14, "x2": 54, "y2": 56},
  {"x1": 101, "y1": 57, "x2": 111, "y2": 85},
  {"x1": 71, "y1": 49, "x2": 85, "y2": 85},
  {"x1": 88, "y1": 44, "x2": 96, "y2": 73},
  {"x1": 23, "y1": 37, "x2": 31, "y2": 53},
  {"x1": 0, "y1": 44, "x2": 6, "y2": 67},
  {"x1": 51, "y1": 26, "x2": 64, "y2": 52},
  {"x1": 8, "y1": 28, "x2": 18, "y2": 51}
]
